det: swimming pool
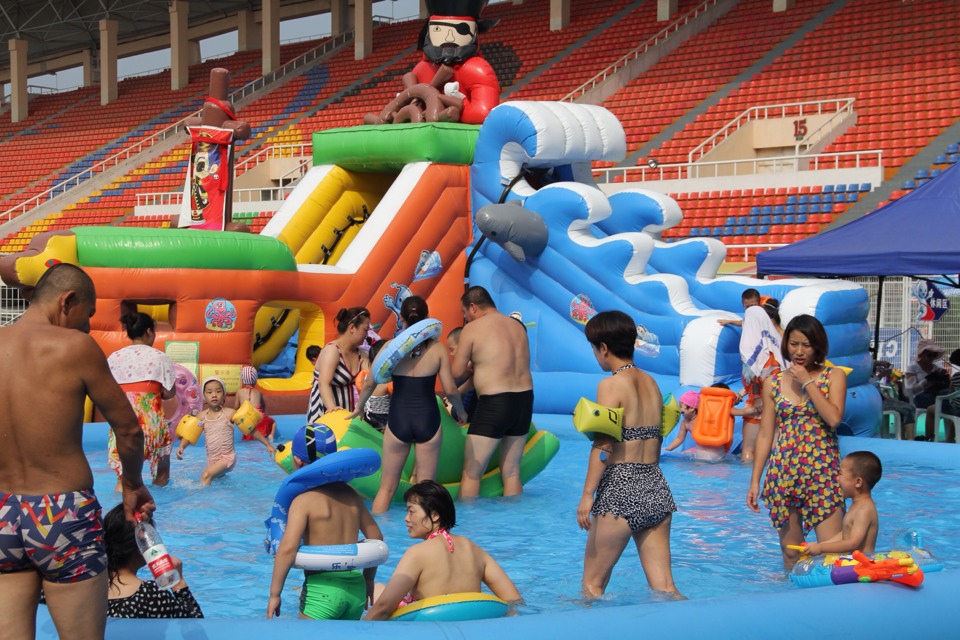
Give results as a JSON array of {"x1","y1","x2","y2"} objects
[{"x1": 35, "y1": 414, "x2": 960, "y2": 638}]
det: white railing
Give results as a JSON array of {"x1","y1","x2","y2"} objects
[
  {"x1": 136, "y1": 184, "x2": 296, "y2": 208},
  {"x1": 688, "y1": 98, "x2": 856, "y2": 164},
  {"x1": 562, "y1": 0, "x2": 719, "y2": 102},
  {"x1": 594, "y1": 149, "x2": 883, "y2": 183},
  {"x1": 723, "y1": 243, "x2": 786, "y2": 262},
  {"x1": 796, "y1": 98, "x2": 856, "y2": 155},
  {"x1": 0, "y1": 31, "x2": 351, "y2": 224},
  {"x1": 235, "y1": 143, "x2": 312, "y2": 174}
]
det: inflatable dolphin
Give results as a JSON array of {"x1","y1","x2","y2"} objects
[{"x1": 475, "y1": 202, "x2": 548, "y2": 262}]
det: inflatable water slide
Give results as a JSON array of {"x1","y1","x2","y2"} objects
[
  {"x1": 0, "y1": 125, "x2": 480, "y2": 414},
  {"x1": 466, "y1": 102, "x2": 879, "y2": 437}
]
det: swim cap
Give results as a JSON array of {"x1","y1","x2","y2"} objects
[
  {"x1": 201, "y1": 377, "x2": 226, "y2": 394},
  {"x1": 292, "y1": 423, "x2": 338, "y2": 464},
  {"x1": 240, "y1": 365, "x2": 258, "y2": 386},
  {"x1": 679, "y1": 390, "x2": 700, "y2": 409}
]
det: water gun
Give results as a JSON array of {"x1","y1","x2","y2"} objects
[
  {"x1": 789, "y1": 545, "x2": 924, "y2": 587},
  {"x1": 829, "y1": 550, "x2": 924, "y2": 587}
]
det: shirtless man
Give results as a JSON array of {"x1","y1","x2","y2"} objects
[
  {"x1": 452, "y1": 286, "x2": 533, "y2": 498},
  {"x1": 0, "y1": 263, "x2": 154, "y2": 640},
  {"x1": 267, "y1": 424, "x2": 383, "y2": 620}
]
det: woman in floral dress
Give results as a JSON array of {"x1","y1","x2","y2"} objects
[{"x1": 746, "y1": 314, "x2": 847, "y2": 570}]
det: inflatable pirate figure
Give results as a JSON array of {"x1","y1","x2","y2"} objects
[
  {"x1": 178, "y1": 68, "x2": 251, "y2": 231},
  {"x1": 364, "y1": 0, "x2": 500, "y2": 125}
]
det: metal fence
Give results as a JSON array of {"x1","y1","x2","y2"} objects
[{"x1": 845, "y1": 276, "x2": 960, "y2": 371}]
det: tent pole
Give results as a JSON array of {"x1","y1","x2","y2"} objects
[{"x1": 872, "y1": 275, "x2": 884, "y2": 361}]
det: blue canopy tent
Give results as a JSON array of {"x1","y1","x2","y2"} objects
[{"x1": 758, "y1": 161, "x2": 960, "y2": 355}]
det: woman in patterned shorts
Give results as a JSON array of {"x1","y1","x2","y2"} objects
[
  {"x1": 577, "y1": 311, "x2": 682, "y2": 598},
  {"x1": 747, "y1": 314, "x2": 847, "y2": 570}
]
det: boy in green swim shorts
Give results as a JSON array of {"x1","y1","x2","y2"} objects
[{"x1": 266, "y1": 424, "x2": 384, "y2": 620}]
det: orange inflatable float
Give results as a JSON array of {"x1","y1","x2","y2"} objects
[{"x1": 692, "y1": 386, "x2": 736, "y2": 449}]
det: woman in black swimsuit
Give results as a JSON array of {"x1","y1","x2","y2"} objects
[{"x1": 355, "y1": 296, "x2": 465, "y2": 514}]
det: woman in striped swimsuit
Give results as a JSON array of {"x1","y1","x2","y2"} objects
[{"x1": 307, "y1": 307, "x2": 371, "y2": 425}]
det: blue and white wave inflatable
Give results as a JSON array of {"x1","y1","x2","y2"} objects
[{"x1": 468, "y1": 101, "x2": 879, "y2": 436}]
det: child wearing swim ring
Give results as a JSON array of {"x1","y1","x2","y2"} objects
[
  {"x1": 176, "y1": 377, "x2": 274, "y2": 485},
  {"x1": 236, "y1": 365, "x2": 276, "y2": 442},
  {"x1": 267, "y1": 424, "x2": 384, "y2": 620},
  {"x1": 364, "y1": 480, "x2": 521, "y2": 620},
  {"x1": 578, "y1": 311, "x2": 682, "y2": 598}
]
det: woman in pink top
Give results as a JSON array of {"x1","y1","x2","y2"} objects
[
  {"x1": 107, "y1": 312, "x2": 177, "y2": 489},
  {"x1": 176, "y1": 378, "x2": 274, "y2": 485}
]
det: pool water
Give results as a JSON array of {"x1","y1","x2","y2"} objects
[{"x1": 84, "y1": 415, "x2": 960, "y2": 619}]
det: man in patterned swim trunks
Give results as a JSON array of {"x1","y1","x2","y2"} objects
[
  {"x1": 452, "y1": 286, "x2": 533, "y2": 498},
  {"x1": 0, "y1": 264, "x2": 155, "y2": 640}
]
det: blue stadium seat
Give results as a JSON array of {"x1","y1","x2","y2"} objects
[
  {"x1": 773, "y1": 205, "x2": 785, "y2": 215},
  {"x1": 948, "y1": 154, "x2": 959, "y2": 164},
  {"x1": 772, "y1": 215, "x2": 784, "y2": 225},
  {"x1": 712, "y1": 226, "x2": 723, "y2": 236},
  {"x1": 690, "y1": 228, "x2": 701, "y2": 237},
  {"x1": 761, "y1": 206, "x2": 773, "y2": 215},
  {"x1": 859, "y1": 183, "x2": 871, "y2": 192},
  {"x1": 796, "y1": 214, "x2": 808, "y2": 223},
  {"x1": 797, "y1": 204, "x2": 808, "y2": 214},
  {"x1": 746, "y1": 225, "x2": 757, "y2": 235},
  {"x1": 784, "y1": 214, "x2": 796, "y2": 224},
  {"x1": 722, "y1": 226, "x2": 735, "y2": 236},
  {"x1": 725, "y1": 216, "x2": 737, "y2": 226},
  {"x1": 786, "y1": 195, "x2": 798, "y2": 205},
  {"x1": 734, "y1": 225, "x2": 746, "y2": 234},
  {"x1": 810, "y1": 194, "x2": 821, "y2": 204},
  {"x1": 748, "y1": 215, "x2": 760, "y2": 225},
  {"x1": 821, "y1": 203, "x2": 833, "y2": 213},
  {"x1": 947, "y1": 143, "x2": 959, "y2": 154},
  {"x1": 822, "y1": 185, "x2": 835, "y2": 194},
  {"x1": 935, "y1": 155, "x2": 948, "y2": 165},
  {"x1": 821, "y1": 193, "x2": 834, "y2": 203},
  {"x1": 785, "y1": 205, "x2": 796, "y2": 214},
  {"x1": 798, "y1": 195, "x2": 809, "y2": 205},
  {"x1": 835, "y1": 184, "x2": 847, "y2": 193},
  {"x1": 846, "y1": 192, "x2": 859, "y2": 202},
  {"x1": 750, "y1": 206, "x2": 762, "y2": 216},
  {"x1": 902, "y1": 180, "x2": 916, "y2": 190},
  {"x1": 915, "y1": 169, "x2": 929, "y2": 180},
  {"x1": 736, "y1": 216, "x2": 748, "y2": 225},
  {"x1": 757, "y1": 225, "x2": 770, "y2": 235},
  {"x1": 930, "y1": 169, "x2": 942, "y2": 178}
]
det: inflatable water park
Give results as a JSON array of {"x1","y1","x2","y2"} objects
[{"x1": 5, "y1": 2, "x2": 959, "y2": 637}]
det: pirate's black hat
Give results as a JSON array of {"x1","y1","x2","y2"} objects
[{"x1": 424, "y1": 0, "x2": 499, "y2": 33}]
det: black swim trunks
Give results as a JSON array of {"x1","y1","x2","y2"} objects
[{"x1": 468, "y1": 390, "x2": 534, "y2": 439}]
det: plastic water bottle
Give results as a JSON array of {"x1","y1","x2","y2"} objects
[{"x1": 134, "y1": 516, "x2": 181, "y2": 590}]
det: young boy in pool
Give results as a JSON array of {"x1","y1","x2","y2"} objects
[
  {"x1": 267, "y1": 424, "x2": 384, "y2": 620},
  {"x1": 801, "y1": 451, "x2": 881, "y2": 556},
  {"x1": 176, "y1": 377, "x2": 274, "y2": 484}
]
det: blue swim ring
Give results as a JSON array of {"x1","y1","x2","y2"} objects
[
  {"x1": 264, "y1": 448, "x2": 381, "y2": 555},
  {"x1": 372, "y1": 318, "x2": 443, "y2": 383}
]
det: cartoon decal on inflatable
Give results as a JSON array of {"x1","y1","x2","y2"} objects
[
  {"x1": 178, "y1": 68, "x2": 252, "y2": 231},
  {"x1": 364, "y1": 0, "x2": 500, "y2": 125},
  {"x1": 204, "y1": 297, "x2": 238, "y2": 331}
]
